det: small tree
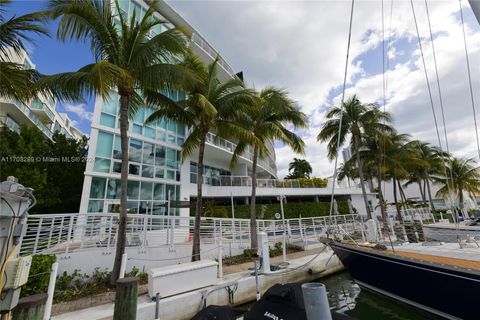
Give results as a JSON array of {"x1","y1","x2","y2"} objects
[{"x1": 285, "y1": 158, "x2": 312, "y2": 179}]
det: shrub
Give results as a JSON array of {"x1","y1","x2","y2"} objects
[
  {"x1": 191, "y1": 201, "x2": 353, "y2": 219},
  {"x1": 21, "y1": 254, "x2": 56, "y2": 298}
]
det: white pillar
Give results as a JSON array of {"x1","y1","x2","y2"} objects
[
  {"x1": 43, "y1": 262, "x2": 59, "y2": 320},
  {"x1": 119, "y1": 253, "x2": 127, "y2": 279}
]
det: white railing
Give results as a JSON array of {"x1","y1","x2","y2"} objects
[
  {"x1": 202, "y1": 175, "x2": 329, "y2": 189},
  {"x1": 191, "y1": 32, "x2": 235, "y2": 75},
  {"x1": 385, "y1": 207, "x2": 435, "y2": 222},
  {"x1": 20, "y1": 213, "x2": 363, "y2": 256}
]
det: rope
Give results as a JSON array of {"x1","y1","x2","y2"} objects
[
  {"x1": 410, "y1": 0, "x2": 457, "y2": 214},
  {"x1": 459, "y1": 0, "x2": 480, "y2": 159},
  {"x1": 263, "y1": 245, "x2": 329, "y2": 276},
  {"x1": 329, "y1": 0, "x2": 356, "y2": 218}
]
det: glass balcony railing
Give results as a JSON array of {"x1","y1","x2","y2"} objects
[
  {"x1": 4, "y1": 116, "x2": 20, "y2": 133},
  {"x1": 11, "y1": 99, "x2": 53, "y2": 139},
  {"x1": 205, "y1": 132, "x2": 276, "y2": 175},
  {"x1": 191, "y1": 33, "x2": 235, "y2": 76},
  {"x1": 30, "y1": 99, "x2": 55, "y2": 122}
]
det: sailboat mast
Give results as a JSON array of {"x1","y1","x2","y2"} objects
[{"x1": 469, "y1": 0, "x2": 480, "y2": 24}]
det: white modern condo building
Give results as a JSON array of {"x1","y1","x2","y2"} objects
[
  {"x1": 79, "y1": 0, "x2": 374, "y2": 217},
  {"x1": 0, "y1": 48, "x2": 84, "y2": 141}
]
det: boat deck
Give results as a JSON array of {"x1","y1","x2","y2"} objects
[{"x1": 391, "y1": 248, "x2": 480, "y2": 270}]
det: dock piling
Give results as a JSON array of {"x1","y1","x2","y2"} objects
[{"x1": 301, "y1": 283, "x2": 332, "y2": 320}]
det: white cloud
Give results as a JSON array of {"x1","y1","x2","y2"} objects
[
  {"x1": 169, "y1": 0, "x2": 480, "y2": 178},
  {"x1": 64, "y1": 104, "x2": 93, "y2": 122}
]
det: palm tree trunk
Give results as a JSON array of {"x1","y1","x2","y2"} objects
[
  {"x1": 250, "y1": 146, "x2": 259, "y2": 252},
  {"x1": 418, "y1": 180, "x2": 426, "y2": 201},
  {"x1": 376, "y1": 162, "x2": 388, "y2": 232},
  {"x1": 354, "y1": 135, "x2": 372, "y2": 219},
  {"x1": 111, "y1": 94, "x2": 129, "y2": 285},
  {"x1": 425, "y1": 175, "x2": 436, "y2": 215},
  {"x1": 392, "y1": 175, "x2": 403, "y2": 222},
  {"x1": 192, "y1": 136, "x2": 206, "y2": 262},
  {"x1": 398, "y1": 180, "x2": 407, "y2": 203}
]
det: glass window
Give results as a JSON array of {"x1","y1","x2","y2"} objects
[
  {"x1": 90, "y1": 177, "x2": 106, "y2": 199},
  {"x1": 166, "y1": 170, "x2": 175, "y2": 180},
  {"x1": 106, "y1": 179, "x2": 120, "y2": 199},
  {"x1": 127, "y1": 201, "x2": 138, "y2": 214},
  {"x1": 140, "y1": 182, "x2": 153, "y2": 200},
  {"x1": 177, "y1": 123, "x2": 185, "y2": 137},
  {"x1": 154, "y1": 183, "x2": 164, "y2": 200},
  {"x1": 129, "y1": 163, "x2": 140, "y2": 175},
  {"x1": 94, "y1": 158, "x2": 110, "y2": 173},
  {"x1": 155, "y1": 167, "x2": 164, "y2": 178},
  {"x1": 155, "y1": 145, "x2": 165, "y2": 166},
  {"x1": 175, "y1": 185, "x2": 180, "y2": 201},
  {"x1": 127, "y1": 180, "x2": 139, "y2": 200},
  {"x1": 88, "y1": 200, "x2": 104, "y2": 213},
  {"x1": 133, "y1": 124, "x2": 142, "y2": 134},
  {"x1": 113, "y1": 161, "x2": 121, "y2": 173},
  {"x1": 166, "y1": 148, "x2": 177, "y2": 169},
  {"x1": 152, "y1": 202, "x2": 165, "y2": 215},
  {"x1": 167, "y1": 120, "x2": 176, "y2": 133},
  {"x1": 134, "y1": 108, "x2": 144, "y2": 123},
  {"x1": 176, "y1": 171, "x2": 181, "y2": 182},
  {"x1": 129, "y1": 139, "x2": 142, "y2": 162},
  {"x1": 102, "y1": 93, "x2": 118, "y2": 115},
  {"x1": 190, "y1": 173, "x2": 197, "y2": 184},
  {"x1": 96, "y1": 131, "x2": 113, "y2": 158},
  {"x1": 142, "y1": 165, "x2": 154, "y2": 178},
  {"x1": 118, "y1": 0, "x2": 129, "y2": 15},
  {"x1": 177, "y1": 137, "x2": 184, "y2": 146},
  {"x1": 113, "y1": 135, "x2": 122, "y2": 160},
  {"x1": 190, "y1": 162, "x2": 197, "y2": 173},
  {"x1": 139, "y1": 201, "x2": 151, "y2": 214},
  {"x1": 156, "y1": 130, "x2": 165, "y2": 142},
  {"x1": 167, "y1": 134, "x2": 176, "y2": 144},
  {"x1": 157, "y1": 117, "x2": 167, "y2": 129},
  {"x1": 100, "y1": 113, "x2": 116, "y2": 128},
  {"x1": 166, "y1": 184, "x2": 175, "y2": 200},
  {"x1": 143, "y1": 142, "x2": 155, "y2": 164},
  {"x1": 144, "y1": 126, "x2": 155, "y2": 139}
]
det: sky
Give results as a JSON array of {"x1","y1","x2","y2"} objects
[{"x1": 5, "y1": 0, "x2": 480, "y2": 179}]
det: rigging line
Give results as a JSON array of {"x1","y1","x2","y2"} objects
[
  {"x1": 410, "y1": 0, "x2": 458, "y2": 222},
  {"x1": 424, "y1": 0, "x2": 456, "y2": 204},
  {"x1": 328, "y1": 0, "x2": 355, "y2": 218},
  {"x1": 459, "y1": 0, "x2": 480, "y2": 160}
]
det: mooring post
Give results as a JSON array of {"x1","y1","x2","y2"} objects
[
  {"x1": 154, "y1": 293, "x2": 160, "y2": 320},
  {"x1": 218, "y1": 240, "x2": 223, "y2": 279},
  {"x1": 113, "y1": 277, "x2": 139, "y2": 320},
  {"x1": 301, "y1": 283, "x2": 332, "y2": 320}
]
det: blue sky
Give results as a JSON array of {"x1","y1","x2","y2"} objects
[{"x1": 7, "y1": 0, "x2": 95, "y2": 134}]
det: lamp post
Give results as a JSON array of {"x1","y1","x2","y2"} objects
[{"x1": 277, "y1": 195, "x2": 287, "y2": 263}]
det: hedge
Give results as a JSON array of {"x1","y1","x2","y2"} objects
[{"x1": 191, "y1": 201, "x2": 352, "y2": 219}]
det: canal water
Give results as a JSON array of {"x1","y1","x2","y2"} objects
[{"x1": 320, "y1": 272, "x2": 435, "y2": 319}]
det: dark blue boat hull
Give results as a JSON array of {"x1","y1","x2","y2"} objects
[{"x1": 330, "y1": 243, "x2": 480, "y2": 320}]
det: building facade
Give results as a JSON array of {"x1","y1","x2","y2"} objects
[
  {"x1": 0, "y1": 48, "x2": 84, "y2": 141},
  {"x1": 79, "y1": 0, "x2": 374, "y2": 217}
]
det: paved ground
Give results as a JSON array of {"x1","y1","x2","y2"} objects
[{"x1": 223, "y1": 247, "x2": 326, "y2": 274}]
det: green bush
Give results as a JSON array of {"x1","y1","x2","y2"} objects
[
  {"x1": 54, "y1": 267, "x2": 112, "y2": 302},
  {"x1": 21, "y1": 254, "x2": 56, "y2": 298},
  {"x1": 222, "y1": 243, "x2": 304, "y2": 266},
  {"x1": 192, "y1": 201, "x2": 353, "y2": 219}
]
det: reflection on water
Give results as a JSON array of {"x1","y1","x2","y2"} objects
[{"x1": 320, "y1": 272, "x2": 435, "y2": 320}]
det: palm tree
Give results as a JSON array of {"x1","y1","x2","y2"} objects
[
  {"x1": 285, "y1": 158, "x2": 312, "y2": 179},
  {"x1": 44, "y1": 0, "x2": 193, "y2": 283},
  {"x1": 0, "y1": 0, "x2": 49, "y2": 101},
  {"x1": 434, "y1": 157, "x2": 480, "y2": 214},
  {"x1": 317, "y1": 95, "x2": 393, "y2": 219},
  {"x1": 231, "y1": 87, "x2": 307, "y2": 251},
  {"x1": 407, "y1": 141, "x2": 447, "y2": 214},
  {"x1": 147, "y1": 54, "x2": 256, "y2": 261}
]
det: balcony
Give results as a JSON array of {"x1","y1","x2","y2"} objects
[
  {"x1": 4, "y1": 116, "x2": 20, "y2": 133},
  {"x1": 205, "y1": 132, "x2": 276, "y2": 175},
  {"x1": 191, "y1": 33, "x2": 235, "y2": 76},
  {"x1": 30, "y1": 98, "x2": 55, "y2": 123},
  {"x1": 0, "y1": 98, "x2": 53, "y2": 139}
]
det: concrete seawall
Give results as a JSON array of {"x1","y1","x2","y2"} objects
[{"x1": 53, "y1": 248, "x2": 343, "y2": 320}]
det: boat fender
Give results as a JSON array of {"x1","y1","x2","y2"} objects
[{"x1": 374, "y1": 244, "x2": 387, "y2": 250}]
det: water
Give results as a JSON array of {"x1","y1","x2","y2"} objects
[{"x1": 320, "y1": 272, "x2": 435, "y2": 320}]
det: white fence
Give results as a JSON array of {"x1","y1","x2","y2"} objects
[{"x1": 20, "y1": 213, "x2": 364, "y2": 256}]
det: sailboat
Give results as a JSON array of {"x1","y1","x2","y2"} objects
[{"x1": 327, "y1": 1, "x2": 480, "y2": 319}]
